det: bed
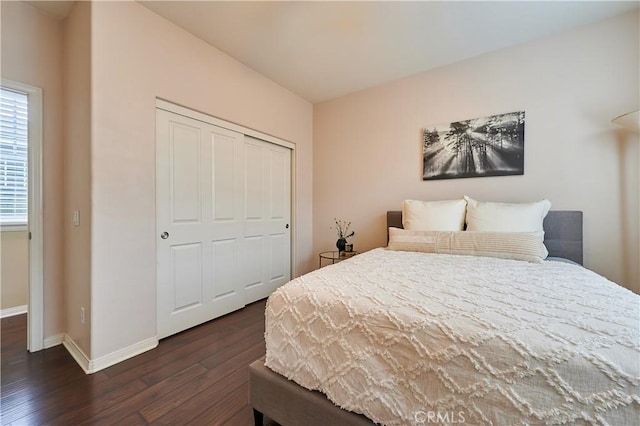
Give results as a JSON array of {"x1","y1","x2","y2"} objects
[{"x1": 249, "y1": 210, "x2": 639, "y2": 425}]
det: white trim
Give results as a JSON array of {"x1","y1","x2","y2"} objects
[
  {"x1": 155, "y1": 98, "x2": 295, "y2": 150},
  {"x1": 0, "y1": 305, "x2": 27, "y2": 318},
  {"x1": 290, "y1": 147, "x2": 298, "y2": 279},
  {"x1": 1, "y1": 79, "x2": 44, "y2": 353},
  {"x1": 89, "y1": 337, "x2": 158, "y2": 373},
  {"x1": 63, "y1": 335, "x2": 91, "y2": 373},
  {"x1": 43, "y1": 333, "x2": 64, "y2": 349},
  {"x1": 63, "y1": 334, "x2": 158, "y2": 374}
]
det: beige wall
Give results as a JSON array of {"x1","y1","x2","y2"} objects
[
  {"x1": 89, "y1": 2, "x2": 313, "y2": 358},
  {"x1": 64, "y1": 1, "x2": 92, "y2": 355},
  {"x1": 1, "y1": 231, "x2": 29, "y2": 310},
  {"x1": 1, "y1": 1, "x2": 65, "y2": 334},
  {"x1": 314, "y1": 11, "x2": 640, "y2": 293}
]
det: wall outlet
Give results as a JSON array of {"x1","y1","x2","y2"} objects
[
  {"x1": 80, "y1": 307, "x2": 85, "y2": 324},
  {"x1": 73, "y1": 210, "x2": 80, "y2": 227}
]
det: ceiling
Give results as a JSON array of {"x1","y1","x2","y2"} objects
[
  {"x1": 24, "y1": 0, "x2": 74, "y2": 19},
  {"x1": 25, "y1": 1, "x2": 639, "y2": 103}
]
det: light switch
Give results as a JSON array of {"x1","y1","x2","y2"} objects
[{"x1": 73, "y1": 210, "x2": 80, "y2": 226}]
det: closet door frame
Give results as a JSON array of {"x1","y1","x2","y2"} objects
[{"x1": 155, "y1": 98, "x2": 298, "y2": 282}]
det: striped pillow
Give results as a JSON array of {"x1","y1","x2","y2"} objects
[{"x1": 387, "y1": 228, "x2": 548, "y2": 263}]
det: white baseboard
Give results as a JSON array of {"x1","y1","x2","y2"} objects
[
  {"x1": 89, "y1": 337, "x2": 158, "y2": 373},
  {"x1": 1, "y1": 305, "x2": 27, "y2": 318},
  {"x1": 63, "y1": 334, "x2": 158, "y2": 374},
  {"x1": 63, "y1": 335, "x2": 91, "y2": 373},
  {"x1": 43, "y1": 333, "x2": 64, "y2": 349}
]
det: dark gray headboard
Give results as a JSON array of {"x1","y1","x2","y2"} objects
[{"x1": 386, "y1": 210, "x2": 583, "y2": 265}]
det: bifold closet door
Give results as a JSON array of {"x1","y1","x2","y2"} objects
[
  {"x1": 156, "y1": 109, "x2": 291, "y2": 339},
  {"x1": 157, "y1": 109, "x2": 245, "y2": 339},
  {"x1": 243, "y1": 136, "x2": 291, "y2": 304}
]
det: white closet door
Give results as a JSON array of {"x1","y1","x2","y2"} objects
[
  {"x1": 243, "y1": 137, "x2": 291, "y2": 304},
  {"x1": 157, "y1": 109, "x2": 291, "y2": 339},
  {"x1": 157, "y1": 110, "x2": 245, "y2": 339}
]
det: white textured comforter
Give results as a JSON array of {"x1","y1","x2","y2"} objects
[{"x1": 265, "y1": 249, "x2": 640, "y2": 425}]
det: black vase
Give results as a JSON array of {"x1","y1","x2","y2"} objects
[{"x1": 336, "y1": 238, "x2": 347, "y2": 252}]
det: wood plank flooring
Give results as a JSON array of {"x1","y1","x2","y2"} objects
[{"x1": 1, "y1": 300, "x2": 271, "y2": 425}]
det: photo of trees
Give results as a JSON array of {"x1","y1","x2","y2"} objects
[{"x1": 422, "y1": 111, "x2": 525, "y2": 180}]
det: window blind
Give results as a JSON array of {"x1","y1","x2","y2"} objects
[{"x1": 0, "y1": 87, "x2": 28, "y2": 225}]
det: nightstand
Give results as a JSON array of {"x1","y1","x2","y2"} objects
[{"x1": 318, "y1": 251, "x2": 358, "y2": 268}]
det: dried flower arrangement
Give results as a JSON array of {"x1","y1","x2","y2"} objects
[{"x1": 332, "y1": 218, "x2": 355, "y2": 240}]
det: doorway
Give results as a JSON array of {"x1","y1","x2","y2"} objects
[{"x1": 0, "y1": 79, "x2": 44, "y2": 352}]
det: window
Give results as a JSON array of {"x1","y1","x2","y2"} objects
[{"x1": 0, "y1": 87, "x2": 29, "y2": 226}]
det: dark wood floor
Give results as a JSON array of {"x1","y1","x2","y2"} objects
[{"x1": 1, "y1": 300, "x2": 269, "y2": 425}]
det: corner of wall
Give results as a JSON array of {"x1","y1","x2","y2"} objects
[{"x1": 63, "y1": 0, "x2": 93, "y2": 358}]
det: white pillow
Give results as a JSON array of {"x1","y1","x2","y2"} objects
[
  {"x1": 402, "y1": 199, "x2": 467, "y2": 231},
  {"x1": 387, "y1": 228, "x2": 547, "y2": 263},
  {"x1": 464, "y1": 196, "x2": 551, "y2": 232}
]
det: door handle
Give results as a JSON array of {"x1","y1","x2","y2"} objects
[
  {"x1": 160, "y1": 232, "x2": 169, "y2": 239},
  {"x1": 285, "y1": 224, "x2": 289, "y2": 229}
]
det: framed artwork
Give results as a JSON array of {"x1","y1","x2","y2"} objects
[{"x1": 422, "y1": 111, "x2": 525, "y2": 180}]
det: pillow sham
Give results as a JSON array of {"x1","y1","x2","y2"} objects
[
  {"x1": 387, "y1": 227, "x2": 547, "y2": 263},
  {"x1": 464, "y1": 196, "x2": 551, "y2": 232},
  {"x1": 402, "y1": 199, "x2": 467, "y2": 231}
]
